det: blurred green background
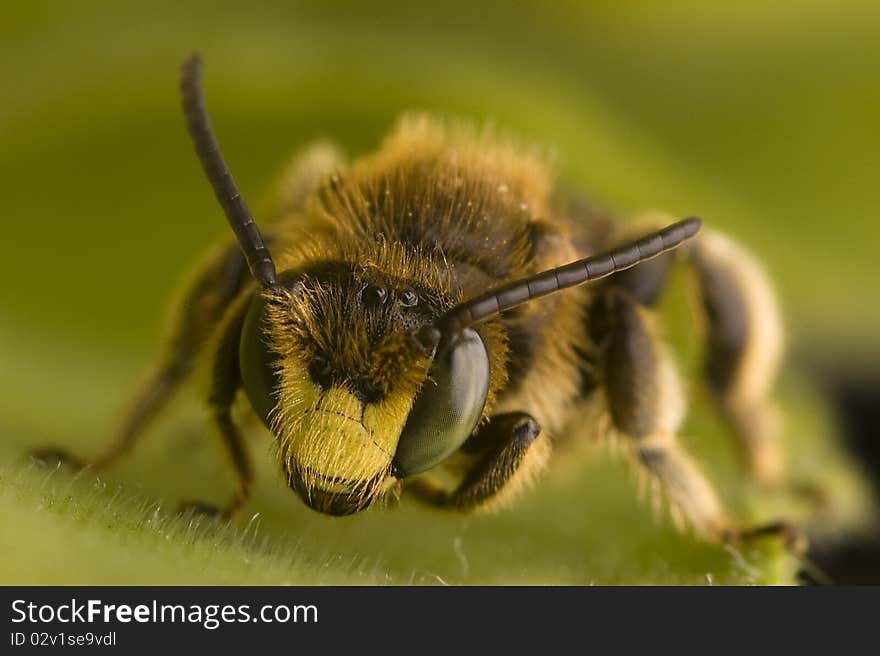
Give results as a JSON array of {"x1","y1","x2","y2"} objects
[{"x1": 1, "y1": 0, "x2": 877, "y2": 584}]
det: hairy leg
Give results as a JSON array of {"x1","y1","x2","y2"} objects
[
  {"x1": 691, "y1": 231, "x2": 784, "y2": 484},
  {"x1": 589, "y1": 288, "x2": 796, "y2": 543},
  {"x1": 603, "y1": 216, "x2": 784, "y2": 485},
  {"x1": 179, "y1": 300, "x2": 253, "y2": 517},
  {"x1": 405, "y1": 412, "x2": 545, "y2": 512},
  {"x1": 589, "y1": 289, "x2": 728, "y2": 538}
]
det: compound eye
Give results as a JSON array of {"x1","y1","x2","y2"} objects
[{"x1": 392, "y1": 328, "x2": 490, "y2": 477}]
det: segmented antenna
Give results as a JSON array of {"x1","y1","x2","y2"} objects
[
  {"x1": 180, "y1": 53, "x2": 277, "y2": 287},
  {"x1": 438, "y1": 217, "x2": 702, "y2": 335}
]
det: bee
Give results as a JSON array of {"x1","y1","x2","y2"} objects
[{"x1": 33, "y1": 53, "x2": 792, "y2": 543}]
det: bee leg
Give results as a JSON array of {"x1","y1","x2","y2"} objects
[
  {"x1": 604, "y1": 221, "x2": 784, "y2": 486},
  {"x1": 596, "y1": 257, "x2": 805, "y2": 544},
  {"x1": 180, "y1": 303, "x2": 253, "y2": 519},
  {"x1": 178, "y1": 409, "x2": 253, "y2": 519},
  {"x1": 30, "y1": 244, "x2": 249, "y2": 474},
  {"x1": 406, "y1": 413, "x2": 544, "y2": 512},
  {"x1": 689, "y1": 232, "x2": 785, "y2": 486},
  {"x1": 592, "y1": 289, "x2": 730, "y2": 539},
  {"x1": 452, "y1": 412, "x2": 544, "y2": 511}
]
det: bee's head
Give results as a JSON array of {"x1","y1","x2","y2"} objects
[{"x1": 240, "y1": 260, "x2": 491, "y2": 515}]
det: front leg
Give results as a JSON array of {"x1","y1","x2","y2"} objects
[
  {"x1": 180, "y1": 299, "x2": 254, "y2": 519},
  {"x1": 406, "y1": 412, "x2": 542, "y2": 512}
]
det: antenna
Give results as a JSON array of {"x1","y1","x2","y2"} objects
[
  {"x1": 180, "y1": 53, "x2": 277, "y2": 287},
  {"x1": 438, "y1": 217, "x2": 702, "y2": 335}
]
